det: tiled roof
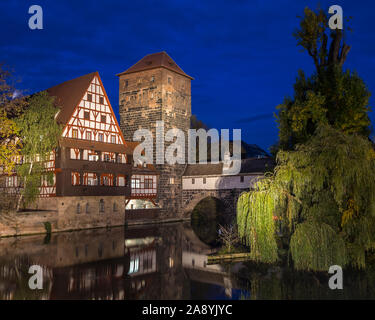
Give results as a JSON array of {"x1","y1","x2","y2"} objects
[
  {"x1": 182, "y1": 157, "x2": 275, "y2": 176},
  {"x1": 47, "y1": 72, "x2": 97, "y2": 125},
  {"x1": 116, "y1": 51, "x2": 193, "y2": 79}
]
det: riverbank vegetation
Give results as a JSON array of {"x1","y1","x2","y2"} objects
[
  {"x1": 237, "y1": 7, "x2": 375, "y2": 271},
  {"x1": 0, "y1": 67, "x2": 61, "y2": 212}
]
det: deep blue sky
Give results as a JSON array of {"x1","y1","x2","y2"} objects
[{"x1": 1, "y1": 0, "x2": 375, "y2": 152}]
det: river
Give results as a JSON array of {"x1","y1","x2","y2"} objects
[{"x1": 0, "y1": 221, "x2": 374, "y2": 300}]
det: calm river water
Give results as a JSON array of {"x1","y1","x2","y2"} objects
[{"x1": 0, "y1": 221, "x2": 374, "y2": 300}]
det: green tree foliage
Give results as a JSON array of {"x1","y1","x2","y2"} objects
[
  {"x1": 15, "y1": 91, "x2": 61, "y2": 210},
  {"x1": 237, "y1": 178, "x2": 279, "y2": 263},
  {"x1": 237, "y1": 7, "x2": 375, "y2": 271},
  {"x1": 276, "y1": 7, "x2": 371, "y2": 150},
  {"x1": 0, "y1": 66, "x2": 25, "y2": 175},
  {"x1": 238, "y1": 125, "x2": 375, "y2": 270}
]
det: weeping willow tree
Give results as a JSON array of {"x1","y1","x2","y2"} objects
[
  {"x1": 238, "y1": 125, "x2": 375, "y2": 270},
  {"x1": 237, "y1": 178, "x2": 280, "y2": 263},
  {"x1": 237, "y1": 7, "x2": 375, "y2": 271}
]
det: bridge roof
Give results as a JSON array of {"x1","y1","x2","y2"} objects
[{"x1": 182, "y1": 157, "x2": 275, "y2": 177}]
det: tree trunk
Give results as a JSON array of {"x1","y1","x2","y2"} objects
[{"x1": 16, "y1": 161, "x2": 33, "y2": 212}]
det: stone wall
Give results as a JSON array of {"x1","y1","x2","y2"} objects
[
  {"x1": 118, "y1": 66, "x2": 192, "y2": 218},
  {"x1": 0, "y1": 195, "x2": 127, "y2": 237},
  {"x1": 182, "y1": 189, "x2": 245, "y2": 221}
]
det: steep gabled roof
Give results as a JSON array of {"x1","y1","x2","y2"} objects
[
  {"x1": 47, "y1": 72, "x2": 97, "y2": 125},
  {"x1": 116, "y1": 51, "x2": 193, "y2": 79}
]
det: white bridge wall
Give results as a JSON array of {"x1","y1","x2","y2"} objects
[{"x1": 182, "y1": 174, "x2": 261, "y2": 190}]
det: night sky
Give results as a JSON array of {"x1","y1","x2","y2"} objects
[{"x1": 1, "y1": 0, "x2": 375, "y2": 152}]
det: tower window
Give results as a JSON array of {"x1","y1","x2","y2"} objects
[
  {"x1": 124, "y1": 80, "x2": 128, "y2": 87},
  {"x1": 168, "y1": 77, "x2": 172, "y2": 84},
  {"x1": 151, "y1": 75, "x2": 155, "y2": 82}
]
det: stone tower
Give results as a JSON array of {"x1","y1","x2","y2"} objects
[{"x1": 117, "y1": 52, "x2": 193, "y2": 217}]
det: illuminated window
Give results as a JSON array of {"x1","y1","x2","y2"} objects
[
  {"x1": 87, "y1": 150, "x2": 99, "y2": 161},
  {"x1": 72, "y1": 129, "x2": 78, "y2": 139},
  {"x1": 131, "y1": 178, "x2": 140, "y2": 189},
  {"x1": 86, "y1": 131, "x2": 92, "y2": 140},
  {"x1": 83, "y1": 173, "x2": 97, "y2": 186},
  {"x1": 101, "y1": 174, "x2": 114, "y2": 186},
  {"x1": 145, "y1": 178, "x2": 153, "y2": 189},
  {"x1": 169, "y1": 177, "x2": 175, "y2": 184},
  {"x1": 70, "y1": 148, "x2": 81, "y2": 160},
  {"x1": 168, "y1": 76, "x2": 172, "y2": 84},
  {"x1": 111, "y1": 135, "x2": 116, "y2": 144},
  {"x1": 98, "y1": 133, "x2": 104, "y2": 142},
  {"x1": 129, "y1": 258, "x2": 139, "y2": 274},
  {"x1": 71, "y1": 172, "x2": 80, "y2": 186},
  {"x1": 117, "y1": 175, "x2": 125, "y2": 187}
]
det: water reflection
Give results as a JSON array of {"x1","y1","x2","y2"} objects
[{"x1": 0, "y1": 222, "x2": 374, "y2": 300}]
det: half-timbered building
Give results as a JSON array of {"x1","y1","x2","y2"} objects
[{"x1": 1, "y1": 72, "x2": 158, "y2": 223}]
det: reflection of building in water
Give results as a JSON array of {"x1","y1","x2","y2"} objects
[{"x1": 0, "y1": 222, "x2": 242, "y2": 300}]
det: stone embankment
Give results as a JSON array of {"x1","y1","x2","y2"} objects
[{"x1": 0, "y1": 211, "x2": 57, "y2": 237}]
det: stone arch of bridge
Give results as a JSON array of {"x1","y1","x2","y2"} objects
[{"x1": 182, "y1": 190, "x2": 221, "y2": 218}]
